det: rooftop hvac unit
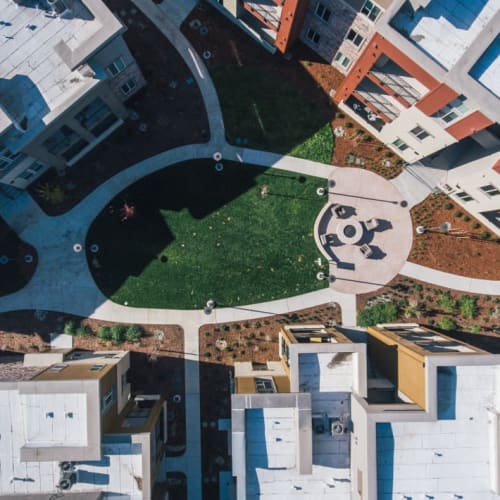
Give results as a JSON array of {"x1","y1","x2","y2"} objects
[
  {"x1": 331, "y1": 419, "x2": 345, "y2": 436},
  {"x1": 58, "y1": 472, "x2": 76, "y2": 490},
  {"x1": 59, "y1": 461, "x2": 75, "y2": 472}
]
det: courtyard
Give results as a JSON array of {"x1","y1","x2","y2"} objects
[{"x1": 87, "y1": 159, "x2": 326, "y2": 309}]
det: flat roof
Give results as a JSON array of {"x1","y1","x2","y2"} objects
[
  {"x1": 245, "y1": 407, "x2": 351, "y2": 499},
  {"x1": 376, "y1": 363, "x2": 496, "y2": 497},
  {"x1": 390, "y1": 0, "x2": 500, "y2": 70},
  {"x1": 0, "y1": 0, "x2": 122, "y2": 137},
  {"x1": 469, "y1": 35, "x2": 500, "y2": 98},
  {"x1": 21, "y1": 392, "x2": 88, "y2": 447}
]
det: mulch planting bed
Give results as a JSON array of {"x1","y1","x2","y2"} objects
[
  {"x1": 198, "y1": 302, "x2": 341, "y2": 498},
  {"x1": 0, "y1": 310, "x2": 186, "y2": 447},
  {"x1": 358, "y1": 274, "x2": 500, "y2": 337},
  {"x1": 29, "y1": 0, "x2": 209, "y2": 215},
  {"x1": 0, "y1": 218, "x2": 38, "y2": 296},
  {"x1": 409, "y1": 193, "x2": 500, "y2": 279},
  {"x1": 182, "y1": 3, "x2": 402, "y2": 178}
]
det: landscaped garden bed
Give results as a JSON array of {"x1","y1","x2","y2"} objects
[
  {"x1": 199, "y1": 301, "x2": 341, "y2": 499},
  {"x1": 357, "y1": 275, "x2": 500, "y2": 338},
  {"x1": 0, "y1": 218, "x2": 38, "y2": 297},
  {"x1": 29, "y1": 0, "x2": 209, "y2": 215},
  {"x1": 409, "y1": 192, "x2": 500, "y2": 279},
  {"x1": 87, "y1": 159, "x2": 327, "y2": 309},
  {"x1": 182, "y1": 3, "x2": 402, "y2": 177},
  {"x1": 0, "y1": 310, "x2": 186, "y2": 447}
]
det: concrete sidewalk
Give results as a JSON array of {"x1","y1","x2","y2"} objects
[{"x1": 401, "y1": 261, "x2": 500, "y2": 295}]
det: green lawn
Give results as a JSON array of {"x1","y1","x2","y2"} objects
[
  {"x1": 87, "y1": 160, "x2": 327, "y2": 309},
  {"x1": 212, "y1": 66, "x2": 334, "y2": 164}
]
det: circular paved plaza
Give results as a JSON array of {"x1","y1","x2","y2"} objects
[{"x1": 314, "y1": 167, "x2": 413, "y2": 294}]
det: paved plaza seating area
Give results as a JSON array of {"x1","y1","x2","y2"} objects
[{"x1": 314, "y1": 168, "x2": 413, "y2": 294}]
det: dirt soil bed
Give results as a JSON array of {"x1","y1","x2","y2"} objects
[
  {"x1": 198, "y1": 302, "x2": 341, "y2": 499},
  {"x1": 0, "y1": 310, "x2": 186, "y2": 447},
  {"x1": 29, "y1": 0, "x2": 209, "y2": 216},
  {"x1": 182, "y1": 3, "x2": 401, "y2": 178},
  {"x1": 409, "y1": 193, "x2": 500, "y2": 279},
  {"x1": 358, "y1": 274, "x2": 500, "y2": 337}
]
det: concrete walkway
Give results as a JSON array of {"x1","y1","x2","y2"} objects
[
  {"x1": 132, "y1": 0, "x2": 225, "y2": 147},
  {"x1": 401, "y1": 261, "x2": 500, "y2": 295}
]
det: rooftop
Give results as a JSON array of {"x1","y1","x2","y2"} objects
[
  {"x1": 390, "y1": 0, "x2": 500, "y2": 70},
  {"x1": 0, "y1": 0, "x2": 122, "y2": 140},
  {"x1": 377, "y1": 363, "x2": 497, "y2": 498},
  {"x1": 245, "y1": 407, "x2": 351, "y2": 499},
  {"x1": 469, "y1": 34, "x2": 500, "y2": 98},
  {"x1": 0, "y1": 354, "x2": 44, "y2": 381}
]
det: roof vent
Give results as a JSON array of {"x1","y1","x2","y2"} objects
[{"x1": 331, "y1": 419, "x2": 345, "y2": 435}]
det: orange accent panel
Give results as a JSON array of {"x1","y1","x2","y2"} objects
[
  {"x1": 445, "y1": 111, "x2": 495, "y2": 141},
  {"x1": 416, "y1": 83, "x2": 459, "y2": 116},
  {"x1": 494, "y1": 159, "x2": 500, "y2": 175},
  {"x1": 366, "y1": 72, "x2": 411, "y2": 109},
  {"x1": 275, "y1": 0, "x2": 308, "y2": 53},
  {"x1": 334, "y1": 33, "x2": 440, "y2": 105}
]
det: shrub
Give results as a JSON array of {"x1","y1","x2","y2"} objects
[
  {"x1": 443, "y1": 202, "x2": 453, "y2": 210},
  {"x1": 345, "y1": 121, "x2": 353, "y2": 128},
  {"x1": 462, "y1": 215, "x2": 470, "y2": 222},
  {"x1": 221, "y1": 324, "x2": 229, "y2": 331},
  {"x1": 362, "y1": 134, "x2": 371, "y2": 142},
  {"x1": 125, "y1": 324, "x2": 143, "y2": 342},
  {"x1": 375, "y1": 146, "x2": 383, "y2": 152},
  {"x1": 358, "y1": 302, "x2": 398, "y2": 327},
  {"x1": 453, "y1": 210, "x2": 462, "y2": 217},
  {"x1": 204, "y1": 352, "x2": 211, "y2": 358},
  {"x1": 64, "y1": 320, "x2": 76, "y2": 335},
  {"x1": 110, "y1": 324, "x2": 126, "y2": 344},
  {"x1": 335, "y1": 111, "x2": 344, "y2": 119},
  {"x1": 98, "y1": 326, "x2": 112, "y2": 341},
  {"x1": 480, "y1": 231, "x2": 490, "y2": 239},
  {"x1": 471, "y1": 222, "x2": 480, "y2": 229},
  {"x1": 254, "y1": 321, "x2": 262, "y2": 328},
  {"x1": 471, "y1": 325, "x2": 481, "y2": 334},
  {"x1": 437, "y1": 292, "x2": 457, "y2": 313},
  {"x1": 76, "y1": 325, "x2": 92, "y2": 337},
  {"x1": 384, "y1": 151, "x2": 393, "y2": 158},
  {"x1": 460, "y1": 295, "x2": 478, "y2": 319},
  {"x1": 437, "y1": 316, "x2": 456, "y2": 331},
  {"x1": 414, "y1": 284, "x2": 423, "y2": 292}
]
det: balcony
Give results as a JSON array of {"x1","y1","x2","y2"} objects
[
  {"x1": 243, "y1": 0, "x2": 282, "y2": 31},
  {"x1": 345, "y1": 96, "x2": 386, "y2": 132},
  {"x1": 369, "y1": 58, "x2": 426, "y2": 107}
]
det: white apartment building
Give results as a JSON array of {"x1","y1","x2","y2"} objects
[
  {"x1": 0, "y1": 0, "x2": 145, "y2": 190},
  {"x1": 230, "y1": 323, "x2": 500, "y2": 500},
  {"x1": 0, "y1": 348, "x2": 167, "y2": 498}
]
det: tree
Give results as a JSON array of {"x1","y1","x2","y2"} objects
[
  {"x1": 437, "y1": 316, "x2": 456, "y2": 331},
  {"x1": 437, "y1": 292, "x2": 457, "y2": 313},
  {"x1": 460, "y1": 295, "x2": 478, "y2": 319},
  {"x1": 125, "y1": 324, "x2": 143, "y2": 342},
  {"x1": 98, "y1": 326, "x2": 112, "y2": 341},
  {"x1": 358, "y1": 302, "x2": 398, "y2": 327},
  {"x1": 110, "y1": 324, "x2": 126, "y2": 344}
]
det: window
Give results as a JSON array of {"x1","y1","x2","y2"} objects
[
  {"x1": 334, "y1": 51, "x2": 351, "y2": 68},
  {"x1": 75, "y1": 98, "x2": 118, "y2": 137},
  {"x1": 346, "y1": 29, "x2": 364, "y2": 47},
  {"x1": 410, "y1": 125, "x2": 431, "y2": 141},
  {"x1": 101, "y1": 386, "x2": 116, "y2": 414},
  {"x1": 48, "y1": 364, "x2": 67, "y2": 373},
  {"x1": 315, "y1": 2, "x2": 331, "y2": 22},
  {"x1": 480, "y1": 184, "x2": 500, "y2": 196},
  {"x1": 432, "y1": 95, "x2": 469, "y2": 123},
  {"x1": 456, "y1": 191, "x2": 474, "y2": 202},
  {"x1": 255, "y1": 377, "x2": 276, "y2": 393},
  {"x1": 107, "y1": 57, "x2": 126, "y2": 77},
  {"x1": 306, "y1": 28, "x2": 321, "y2": 45},
  {"x1": 361, "y1": 0, "x2": 381, "y2": 21},
  {"x1": 392, "y1": 138, "x2": 409, "y2": 151},
  {"x1": 43, "y1": 126, "x2": 82, "y2": 156},
  {"x1": 120, "y1": 78, "x2": 137, "y2": 95},
  {"x1": 90, "y1": 364, "x2": 105, "y2": 372},
  {"x1": 0, "y1": 145, "x2": 23, "y2": 171},
  {"x1": 18, "y1": 169, "x2": 34, "y2": 180}
]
